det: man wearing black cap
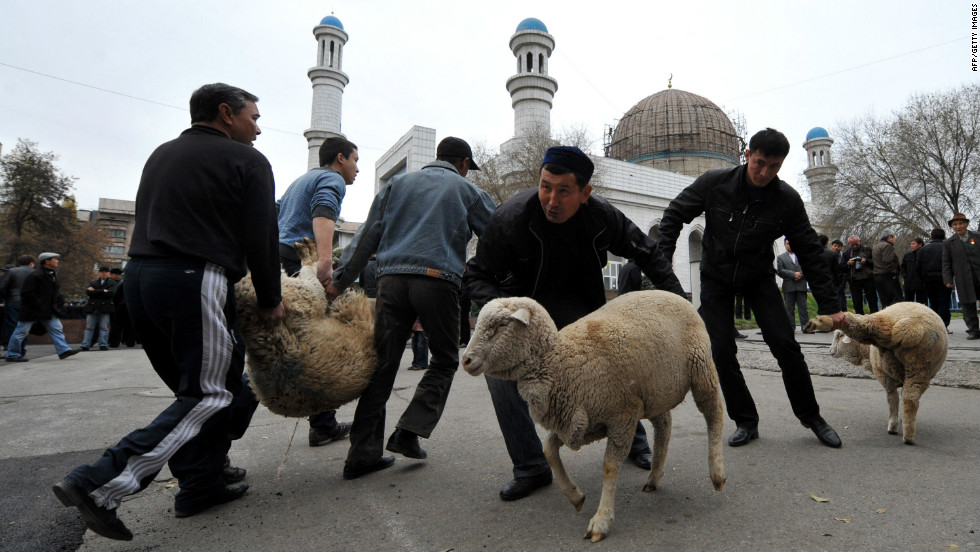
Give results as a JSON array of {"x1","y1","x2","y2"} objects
[
  {"x1": 942, "y1": 213, "x2": 980, "y2": 339},
  {"x1": 81, "y1": 266, "x2": 118, "y2": 351},
  {"x1": 326, "y1": 136, "x2": 496, "y2": 479},
  {"x1": 464, "y1": 145, "x2": 686, "y2": 501},
  {"x1": 657, "y1": 128, "x2": 846, "y2": 450}
]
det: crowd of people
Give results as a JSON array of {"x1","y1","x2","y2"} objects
[{"x1": 14, "y1": 83, "x2": 974, "y2": 541}]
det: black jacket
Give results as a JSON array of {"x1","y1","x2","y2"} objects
[
  {"x1": 657, "y1": 164, "x2": 837, "y2": 315},
  {"x1": 901, "y1": 250, "x2": 924, "y2": 291},
  {"x1": 19, "y1": 268, "x2": 61, "y2": 322},
  {"x1": 918, "y1": 239, "x2": 944, "y2": 282},
  {"x1": 84, "y1": 277, "x2": 118, "y2": 314},
  {"x1": 464, "y1": 188, "x2": 684, "y2": 313}
]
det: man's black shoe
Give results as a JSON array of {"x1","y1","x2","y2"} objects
[
  {"x1": 308, "y1": 421, "x2": 352, "y2": 447},
  {"x1": 59, "y1": 349, "x2": 80, "y2": 360},
  {"x1": 386, "y1": 428, "x2": 427, "y2": 459},
  {"x1": 734, "y1": 332, "x2": 748, "y2": 339},
  {"x1": 174, "y1": 483, "x2": 249, "y2": 518},
  {"x1": 80, "y1": 347, "x2": 90, "y2": 351},
  {"x1": 53, "y1": 479, "x2": 133, "y2": 541},
  {"x1": 343, "y1": 455, "x2": 395, "y2": 480},
  {"x1": 99, "y1": 346, "x2": 109, "y2": 351},
  {"x1": 967, "y1": 333, "x2": 980, "y2": 340},
  {"x1": 802, "y1": 417, "x2": 842, "y2": 448},
  {"x1": 728, "y1": 426, "x2": 759, "y2": 447},
  {"x1": 499, "y1": 471, "x2": 552, "y2": 501},
  {"x1": 223, "y1": 455, "x2": 246, "y2": 484},
  {"x1": 628, "y1": 451, "x2": 652, "y2": 470},
  {"x1": 5, "y1": 356, "x2": 28, "y2": 362}
]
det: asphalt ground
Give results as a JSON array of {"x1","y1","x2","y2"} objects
[{"x1": 1, "y1": 319, "x2": 977, "y2": 551}]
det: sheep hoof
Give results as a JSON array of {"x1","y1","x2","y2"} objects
[
  {"x1": 573, "y1": 495, "x2": 585, "y2": 512},
  {"x1": 642, "y1": 483, "x2": 657, "y2": 492},
  {"x1": 584, "y1": 529, "x2": 606, "y2": 543},
  {"x1": 887, "y1": 429, "x2": 899, "y2": 435},
  {"x1": 903, "y1": 438, "x2": 916, "y2": 445}
]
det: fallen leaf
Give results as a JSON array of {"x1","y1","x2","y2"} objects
[
  {"x1": 876, "y1": 508, "x2": 886, "y2": 514},
  {"x1": 811, "y1": 493, "x2": 829, "y2": 502},
  {"x1": 947, "y1": 545, "x2": 959, "y2": 550},
  {"x1": 834, "y1": 518, "x2": 852, "y2": 523}
]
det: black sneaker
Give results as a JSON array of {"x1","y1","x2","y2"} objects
[
  {"x1": 53, "y1": 479, "x2": 133, "y2": 541},
  {"x1": 99, "y1": 346, "x2": 109, "y2": 351},
  {"x1": 5, "y1": 356, "x2": 28, "y2": 363},
  {"x1": 59, "y1": 349, "x2": 81, "y2": 360}
]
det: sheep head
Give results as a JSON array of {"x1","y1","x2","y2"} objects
[
  {"x1": 829, "y1": 329, "x2": 870, "y2": 367},
  {"x1": 461, "y1": 297, "x2": 557, "y2": 381}
]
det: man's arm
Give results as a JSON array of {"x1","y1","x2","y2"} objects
[
  {"x1": 328, "y1": 185, "x2": 389, "y2": 300},
  {"x1": 242, "y1": 163, "x2": 283, "y2": 313},
  {"x1": 463, "y1": 214, "x2": 511, "y2": 307},
  {"x1": 941, "y1": 241, "x2": 955, "y2": 287},
  {"x1": 656, "y1": 178, "x2": 709, "y2": 262},
  {"x1": 312, "y1": 216, "x2": 336, "y2": 287},
  {"x1": 603, "y1": 201, "x2": 686, "y2": 298},
  {"x1": 783, "y1": 198, "x2": 837, "y2": 315},
  {"x1": 776, "y1": 254, "x2": 796, "y2": 280}
]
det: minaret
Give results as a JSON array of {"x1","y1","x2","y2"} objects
[
  {"x1": 803, "y1": 126, "x2": 839, "y2": 234},
  {"x1": 505, "y1": 18, "x2": 557, "y2": 141},
  {"x1": 304, "y1": 15, "x2": 349, "y2": 170}
]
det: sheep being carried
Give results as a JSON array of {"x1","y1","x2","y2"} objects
[
  {"x1": 462, "y1": 290, "x2": 726, "y2": 542},
  {"x1": 235, "y1": 238, "x2": 377, "y2": 417},
  {"x1": 805, "y1": 301, "x2": 947, "y2": 445}
]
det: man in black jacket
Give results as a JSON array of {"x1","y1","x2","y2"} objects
[
  {"x1": 53, "y1": 83, "x2": 284, "y2": 541},
  {"x1": 0, "y1": 255, "x2": 35, "y2": 352},
  {"x1": 901, "y1": 238, "x2": 927, "y2": 304},
  {"x1": 81, "y1": 266, "x2": 117, "y2": 351},
  {"x1": 4, "y1": 253, "x2": 79, "y2": 362},
  {"x1": 465, "y1": 146, "x2": 685, "y2": 501},
  {"x1": 918, "y1": 228, "x2": 951, "y2": 330},
  {"x1": 657, "y1": 128, "x2": 846, "y2": 449}
]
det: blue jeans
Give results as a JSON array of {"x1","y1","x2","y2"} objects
[
  {"x1": 3, "y1": 301, "x2": 26, "y2": 352},
  {"x1": 7, "y1": 317, "x2": 72, "y2": 358},
  {"x1": 83, "y1": 313, "x2": 111, "y2": 348}
]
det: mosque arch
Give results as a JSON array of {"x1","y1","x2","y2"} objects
[{"x1": 526, "y1": 52, "x2": 533, "y2": 72}]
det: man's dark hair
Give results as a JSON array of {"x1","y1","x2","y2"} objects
[
  {"x1": 541, "y1": 163, "x2": 589, "y2": 190},
  {"x1": 99, "y1": 266, "x2": 111, "y2": 272},
  {"x1": 818, "y1": 234, "x2": 829, "y2": 247},
  {"x1": 911, "y1": 237, "x2": 924, "y2": 246},
  {"x1": 930, "y1": 228, "x2": 946, "y2": 240},
  {"x1": 319, "y1": 137, "x2": 357, "y2": 168},
  {"x1": 831, "y1": 239, "x2": 844, "y2": 247},
  {"x1": 189, "y1": 83, "x2": 258, "y2": 124},
  {"x1": 16, "y1": 255, "x2": 33, "y2": 266},
  {"x1": 436, "y1": 155, "x2": 468, "y2": 173},
  {"x1": 747, "y1": 128, "x2": 790, "y2": 158}
]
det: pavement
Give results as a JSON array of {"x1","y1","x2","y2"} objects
[{"x1": 1, "y1": 319, "x2": 978, "y2": 552}]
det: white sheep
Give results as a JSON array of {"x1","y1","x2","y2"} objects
[
  {"x1": 461, "y1": 290, "x2": 725, "y2": 542},
  {"x1": 806, "y1": 301, "x2": 947, "y2": 445},
  {"x1": 235, "y1": 238, "x2": 377, "y2": 417}
]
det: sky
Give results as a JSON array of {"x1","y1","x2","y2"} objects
[{"x1": 0, "y1": 1, "x2": 974, "y2": 223}]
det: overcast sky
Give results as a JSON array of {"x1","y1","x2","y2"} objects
[{"x1": 1, "y1": 1, "x2": 974, "y2": 222}]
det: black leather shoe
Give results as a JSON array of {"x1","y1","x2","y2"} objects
[
  {"x1": 223, "y1": 456, "x2": 246, "y2": 484},
  {"x1": 386, "y1": 428, "x2": 427, "y2": 459},
  {"x1": 967, "y1": 333, "x2": 980, "y2": 341},
  {"x1": 734, "y1": 332, "x2": 748, "y2": 339},
  {"x1": 99, "y1": 346, "x2": 109, "y2": 351},
  {"x1": 174, "y1": 483, "x2": 249, "y2": 518},
  {"x1": 802, "y1": 417, "x2": 842, "y2": 448},
  {"x1": 53, "y1": 479, "x2": 133, "y2": 541},
  {"x1": 5, "y1": 356, "x2": 28, "y2": 362},
  {"x1": 343, "y1": 455, "x2": 396, "y2": 480},
  {"x1": 499, "y1": 471, "x2": 552, "y2": 501},
  {"x1": 728, "y1": 426, "x2": 759, "y2": 447},
  {"x1": 308, "y1": 421, "x2": 352, "y2": 447},
  {"x1": 59, "y1": 349, "x2": 80, "y2": 360},
  {"x1": 628, "y1": 451, "x2": 652, "y2": 470}
]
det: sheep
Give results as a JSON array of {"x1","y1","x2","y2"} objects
[
  {"x1": 805, "y1": 301, "x2": 947, "y2": 445},
  {"x1": 234, "y1": 238, "x2": 377, "y2": 417},
  {"x1": 461, "y1": 290, "x2": 725, "y2": 542}
]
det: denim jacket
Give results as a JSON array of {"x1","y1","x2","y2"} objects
[{"x1": 333, "y1": 161, "x2": 496, "y2": 289}]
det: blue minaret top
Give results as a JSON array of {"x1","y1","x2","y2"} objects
[
  {"x1": 516, "y1": 17, "x2": 547, "y2": 33},
  {"x1": 320, "y1": 15, "x2": 344, "y2": 29},
  {"x1": 805, "y1": 127, "x2": 829, "y2": 141}
]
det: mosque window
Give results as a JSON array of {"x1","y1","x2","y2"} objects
[
  {"x1": 819, "y1": 150, "x2": 825, "y2": 166},
  {"x1": 329, "y1": 41, "x2": 335, "y2": 67},
  {"x1": 527, "y1": 52, "x2": 533, "y2": 72},
  {"x1": 538, "y1": 53, "x2": 544, "y2": 73}
]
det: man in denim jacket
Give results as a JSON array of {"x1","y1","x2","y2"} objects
[{"x1": 327, "y1": 137, "x2": 496, "y2": 479}]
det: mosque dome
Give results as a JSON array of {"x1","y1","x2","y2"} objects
[
  {"x1": 516, "y1": 18, "x2": 548, "y2": 33},
  {"x1": 319, "y1": 15, "x2": 344, "y2": 30},
  {"x1": 607, "y1": 88, "x2": 740, "y2": 177},
  {"x1": 805, "y1": 126, "x2": 829, "y2": 141}
]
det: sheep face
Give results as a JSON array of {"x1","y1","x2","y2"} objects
[
  {"x1": 461, "y1": 297, "x2": 557, "y2": 381},
  {"x1": 829, "y1": 330, "x2": 870, "y2": 367}
]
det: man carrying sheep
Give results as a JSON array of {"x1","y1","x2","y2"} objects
[
  {"x1": 464, "y1": 146, "x2": 687, "y2": 501},
  {"x1": 326, "y1": 137, "x2": 496, "y2": 480},
  {"x1": 657, "y1": 128, "x2": 847, "y2": 449}
]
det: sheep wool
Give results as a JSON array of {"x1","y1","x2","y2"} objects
[
  {"x1": 235, "y1": 238, "x2": 377, "y2": 417},
  {"x1": 462, "y1": 290, "x2": 725, "y2": 542},
  {"x1": 808, "y1": 301, "x2": 947, "y2": 445}
]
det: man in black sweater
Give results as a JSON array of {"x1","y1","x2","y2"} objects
[{"x1": 53, "y1": 83, "x2": 284, "y2": 541}]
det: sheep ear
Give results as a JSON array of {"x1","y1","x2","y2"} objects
[{"x1": 510, "y1": 308, "x2": 531, "y2": 326}]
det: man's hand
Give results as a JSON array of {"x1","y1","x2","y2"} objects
[
  {"x1": 258, "y1": 302, "x2": 285, "y2": 325},
  {"x1": 947, "y1": 283, "x2": 954, "y2": 289},
  {"x1": 829, "y1": 311, "x2": 848, "y2": 330},
  {"x1": 325, "y1": 283, "x2": 341, "y2": 302},
  {"x1": 794, "y1": 271, "x2": 802, "y2": 280},
  {"x1": 316, "y1": 258, "x2": 333, "y2": 288}
]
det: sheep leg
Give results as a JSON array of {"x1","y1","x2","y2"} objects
[
  {"x1": 690, "y1": 361, "x2": 727, "y2": 491},
  {"x1": 544, "y1": 432, "x2": 584, "y2": 512},
  {"x1": 643, "y1": 412, "x2": 671, "y2": 492},
  {"x1": 871, "y1": 351, "x2": 902, "y2": 435},
  {"x1": 900, "y1": 381, "x2": 929, "y2": 445},
  {"x1": 584, "y1": 436, "x2": 630, "y2": 543}
]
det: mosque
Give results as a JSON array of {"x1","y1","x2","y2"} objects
[{"x1": 305, "y1": 15, "x2": 836, "y2": 304}]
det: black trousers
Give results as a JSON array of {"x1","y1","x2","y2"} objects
[
  {"x1": 874, "y1": 273, "x2": 903, "y2": 308},
  {"x1": 924, "y1": 278, "x2": 952, "y2": 327},
  {"x1": 346, "y1": 274, "x2": 461, "y2": 465},
  {"x1": 700, "y1": 276, "x2": 821, "y2": 428},
  {"x1": 850, "y1": 276, "x2": 879, "y2": 314}
]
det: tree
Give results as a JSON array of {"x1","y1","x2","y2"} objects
[
  {"x1": 470, "y1": 125, "x2": 606, "y2": 205},
  {"x1": 824, "y1": 83, "x2": 979, "y2": 240}
]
